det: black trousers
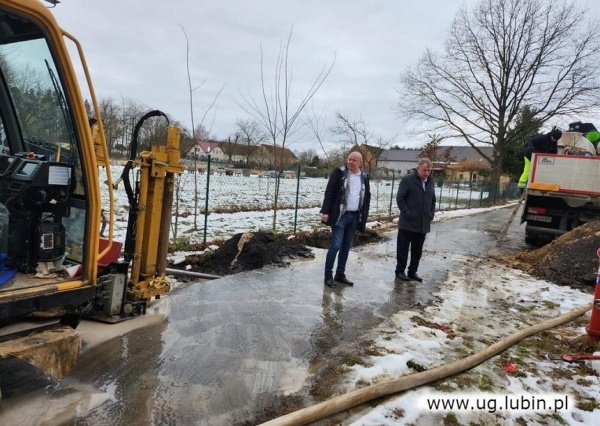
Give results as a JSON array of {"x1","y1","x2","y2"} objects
[{"x1": 396, "y1": 229, "x2": 427, "y2": 274}]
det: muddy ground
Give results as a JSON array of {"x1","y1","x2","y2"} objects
[
  {"x1": 171, "y1": 220, "x2": 600, "y2": 289},
  {"x1": 170, "y1": 228, "x2": 385, "y2": 277}
]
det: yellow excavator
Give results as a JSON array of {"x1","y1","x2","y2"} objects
[{"x1": 0, "y1": 0, "x2": 183, "y2": 395}]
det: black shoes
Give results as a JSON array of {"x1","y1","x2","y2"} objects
[
  {"x1": 334, "y1": 273, "x2": 354, "y2": 286},
  {"x1": 408, "y1": 272, "x2": 423, "y2": 282},
  {"x1": 325, "y1": 273, "x2": 354, "y2": 287},
  {"x1": 395, "y1": 271, "x2": 410, "y2": 281},
  {"x1": 324, "y1": 274, "x2": 336, "y2": 288},
  {"x1": 396, "y1": 271, "x2": 423, "y2": 282}
]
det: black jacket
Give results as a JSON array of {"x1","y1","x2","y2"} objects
[
  {"x1": 320, "y1": 165, "x2": 371, "y2": 231},
  {"x1": 396, "y1": 171, "x2": 436, "y2": 233},
  {"x1": 524, "y1": 132, "x2": 558, "y2": 160}
]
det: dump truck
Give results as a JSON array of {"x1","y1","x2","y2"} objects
[
  {"x1": 0, "y1": 0, "x2": 183, "y2": 396},
  {"x1": 520, "y1": 129, "x2": 600, "y2": 245}
]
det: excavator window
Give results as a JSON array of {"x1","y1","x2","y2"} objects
[{"x1": 0, "y1": 7, "x2": 86, "y2": 273}]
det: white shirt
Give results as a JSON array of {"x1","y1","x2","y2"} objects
[{"x1": 346, "y1": 171, "x2": 361, "y2": 211}]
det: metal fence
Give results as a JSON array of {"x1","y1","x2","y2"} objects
[{"x1": 163, "y1": 157, "x2": 520, "y2": 244}]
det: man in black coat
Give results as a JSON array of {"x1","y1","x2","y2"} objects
[
  {"x1": 320, "y1": 151, "x2": 371, "y2": 288},
  {"x1": 395, "y1": 158, "x2": 436, "y2": 282}
]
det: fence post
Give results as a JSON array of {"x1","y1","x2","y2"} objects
[
  {"x1": 479, "y1": 183, "x2": 484, "y2": 207},
  {"x1": 439, "y1": 179, "x2": 443, "y2": 210},
  {"x1": 468, "y1": 179, "x2": 473, "y2": 208},
  {"x1": 203, "y1": 155, "x2": 211, "y2": 244},
  {"x1": 388, "y1": 174, "x2": 395, "y2": 216},
  {"x1": 293, "y1": 163, "x2": 301, "y2": 233},
  {"x1": 454, "y1": 180, "x2": 459, "y2": 209}
]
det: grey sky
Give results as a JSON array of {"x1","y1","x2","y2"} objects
[{"x1": 52, "y1": 0, "x2": 598, "y2": 153}]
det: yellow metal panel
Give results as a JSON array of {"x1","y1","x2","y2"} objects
[{"x1": 529, "y1": 182, "x2": 560, "y2": 191}]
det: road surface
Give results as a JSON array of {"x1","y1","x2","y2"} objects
[{"x1": 0, "y1": 205, "x2": 527, "y2": 425}]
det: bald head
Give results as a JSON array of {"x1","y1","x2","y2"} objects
[{"x1": 346, "y1": 152, "x2": 363, "y2": 173}]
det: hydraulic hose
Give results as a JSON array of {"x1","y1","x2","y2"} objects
[
  {"x1": 260, "y1": 302, "x2": 593, "y2": 426},
  {"x1": 121, "y1": 110, "x2": 169, "y2": 260}
]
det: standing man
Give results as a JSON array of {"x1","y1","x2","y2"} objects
[
  {"x1": 320, "y1": 151, "x2": 371, "y2": 288},
  {"x1": 517, "y1": 128, "x2": 562, "y2": 194},
  {"x1": 395, "y1": 158, "x2": 436, "y2": 282}
]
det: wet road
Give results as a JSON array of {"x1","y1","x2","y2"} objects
[{"x1": 0, "y1": 205, "x2": 528, "y2": 425}]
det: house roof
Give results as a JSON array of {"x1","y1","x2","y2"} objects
[
  {"x1": 380, "y1": 146, "x2": 494, "y2": 162},
  {"x1": 379, "y1": 149, "x2": 421, "y2": 162},
  {"x1": 447, "y1": 146, "x2": 494, "y2": 162},
  {"x1": 220, "y1": 143, "x2": 256, "y2": 156},
  {"x1": 359, "y1": 144, "x2": 385, "y2": 158},
  {"x1": 187, "y1": 140, "x2": 221, "y2": 154},
  {"x1": 259, "y1": 144, "x2": 298, "y2": 160}
]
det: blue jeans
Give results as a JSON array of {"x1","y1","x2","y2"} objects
[{"x1": 325, "y1": 211, "x2": 358, "y2": 276}]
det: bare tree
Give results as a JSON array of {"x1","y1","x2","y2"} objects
[
  {"x1": 396, "y1": 0, "x2": 600, "y2": 187},
  {"x1": 304, "y1": 103, "x2": 333, "y2": 166},
  {"x1": 238, "y1": 27, "x2": 335, "y2": 231},
  {"x1": 331, "y1": 112, "x2": 391, "y2": 174},
  {"x1": 181, "y1": 26, "x2": 225, "y2": 231},
  {"x1": 235, "y1": 118, "x2": 267, "y2": 165}
]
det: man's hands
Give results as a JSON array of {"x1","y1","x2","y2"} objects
[{"x1": 320, "y1": 213, "x2": 329, "y2": 224}]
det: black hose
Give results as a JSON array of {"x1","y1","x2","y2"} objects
[
  {"x1": 120, "y1": 110, "x2": 169, "y2": 206},
  {"x1": 121, "y1": 110, "x2": 169, "y2": 260}
]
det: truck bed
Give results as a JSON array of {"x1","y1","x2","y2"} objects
[{"x1": 529, "y1": 153, "x2": 600, "y2": 195}]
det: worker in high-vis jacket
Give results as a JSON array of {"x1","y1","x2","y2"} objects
[{"x1": 517, "y1": 128, "x2": 562, "y2": 195}]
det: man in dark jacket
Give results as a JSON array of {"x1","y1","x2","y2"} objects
[
  {"x1": 395, "y1": 158, "x2": 436, "y2": 282},
  {"x1": 517, "y1": 128, "x2": 562, "y2": 192},
  {"x1": 320, "y1": 151, "x2": 371, "y2": 288}
]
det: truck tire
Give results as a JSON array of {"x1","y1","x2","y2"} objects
[{"x1": 525, "y1": 236, "x2": 543, "y2": 246}]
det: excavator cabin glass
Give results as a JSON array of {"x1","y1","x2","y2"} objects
[{"x1": 0, "y1": 7, "x2": 86, "y2": 287}]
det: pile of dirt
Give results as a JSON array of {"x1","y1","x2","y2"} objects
[
  {"x1": 171, "y1": 231, "x2": 313, "y2": 276},
  {"x1": 508, "y1": 220, "x2": 600, "y2": 290},
  {"x1": 171, "y1": 228, "x2": 386, "y2": 277}
]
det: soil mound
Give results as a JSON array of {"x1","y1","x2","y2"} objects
[
  {"x1": 509, "y1": 220, "x2": 600, "y2": 290},
  {"x1": 171, "y1": 228, "x2": 387, "y2": 277},
  {"x1": 175, "y1": 231, "x2": 315, "y2": 276}
]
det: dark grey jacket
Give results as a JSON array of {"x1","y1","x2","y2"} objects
[
  {"x1": 396, "y1": 171, "x2": 436, "y2": 233},
  {"x1": 320, "y1": 165, "x2": 371, "y2": 231}
]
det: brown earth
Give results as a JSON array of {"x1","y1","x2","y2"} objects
[
  {"x1": 505, "y1": 220, "x2": 600, "y2": 291},
  {"x1": 169, "y1": 228, "x2": 387, "y2": 277}
]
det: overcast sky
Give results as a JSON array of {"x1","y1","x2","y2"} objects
[{"x1": 51, "y1": 0, "x2": 598, "y2": 154}]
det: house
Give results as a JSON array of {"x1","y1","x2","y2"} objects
[
  {"x1": 356, "y1": 144, "x2": 384, "y2": 175},
  {"x1": 220, "y1": 142, "x2": 256, "y2": 164},
  {"x1": 377, "y1": 149, "x2": 422, "y2": 175},
  {"x1": 253, "y1": 144, "x2": 298, "y2": 168},
  {"x1": 441, "y1": 146, "x2": 494, "y2": 182},
  {"x1": 186, "y1": 140, "x2": 227, "y2": 162},
  {"x1": 378, "y1": 146, "x2": 496, "y2": 182}
]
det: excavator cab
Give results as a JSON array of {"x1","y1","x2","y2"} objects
[
  {"x1": 0, "y1": 2, "x2": 97, "y2": 322},
  {"x1": 0, "y1": 0, "x2": 182, "y2": 390}
]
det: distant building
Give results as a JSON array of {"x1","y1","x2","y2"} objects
[
  {"x1": 377, "y1": 149, "x2": 422, "y2": 175},
  {"x1": 378, "y1": 146, "x2": 498, "y2": 182},
  {"x1": 186, "y1": 140, "x2": 227, "y2": 162},
  {"x1": 356, "y1": 144, "x2": 384, "y2": 175},
  {"x1": 187, "y1": 140, "x2": 298, "y2": 169},
  {"x1": 220, "y1": 142, "x2": 256, "y2": 164},
  {"x1": 253, "y1": 144, "x2": 298, "y2": 168}
]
